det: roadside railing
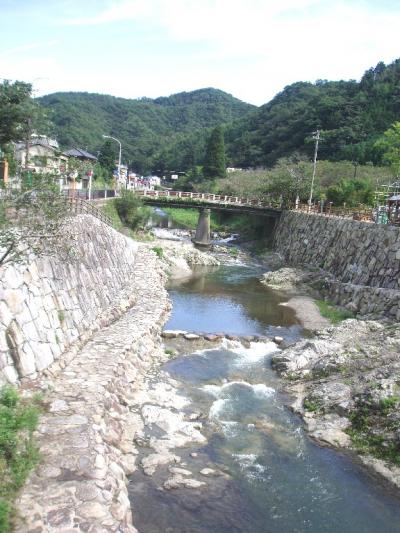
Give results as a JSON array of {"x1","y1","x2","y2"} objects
[
  {"x1": 295, "y1": 203, "x2": 374, "y2": 222},
  {"x1": 66, "y1": 196, "x2": 113, "y2": 227}
]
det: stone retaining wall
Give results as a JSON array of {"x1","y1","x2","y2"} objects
[
  {"x1": 16, "y1": 246, "x2": 171, "y2": 531},
  {"x1": 274, "y1": 212, "x2": 400, "y2": 318},
  {"x1": 0, "y1": 215, "x2": 142, "y2": 385}
]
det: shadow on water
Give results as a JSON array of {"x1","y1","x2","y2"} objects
[{"x1": 129, "y1": 263, "x2": 400, "y2": 533}]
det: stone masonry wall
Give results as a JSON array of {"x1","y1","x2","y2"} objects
[
  {"x1": 0, "y1": 215, "x2": 143, "y2": 385},
  {"x1": 274, "y1": 211, "x2": 400, "y2": 319}
]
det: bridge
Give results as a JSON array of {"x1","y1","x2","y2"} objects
[{"x1": 135, "y1": 189, "x2": 283, "y2": 246}]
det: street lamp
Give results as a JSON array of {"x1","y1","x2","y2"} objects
[{"x1": 102, "y1": 135, "x2": 122, "y2": 190}]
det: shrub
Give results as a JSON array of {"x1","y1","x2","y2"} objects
[
  {"x1": 114, "y1": 191, "x2": 151, "y2": 231},
  {"x1": 0, "y1": 386, "x2": 43, "y2": 532},
  {"x1": 152, "y1": 246, "x2": 163, "y2": 258}
]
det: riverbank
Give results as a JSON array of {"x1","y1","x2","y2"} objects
[
  {"x1": 262, "y1": 266, "x2": 400, "y2": 489},
  {"x1": 14, "y1": 246, "x2": 171, "y2": 531}
]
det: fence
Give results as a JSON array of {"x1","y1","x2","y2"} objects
[
  {"x1": 66, "y1": 197, "x2": 113, "y2": 227},
  {"x1": 295, "y1": 203, "x2": 374, "y2": 222},
  {"x1": 62, "y1": 189, "x2": 116, "y2": 200}
]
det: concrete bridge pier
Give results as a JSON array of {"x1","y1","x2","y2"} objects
[{"x1": 192, "y1": 208, "x2": 211, "y2": 247}]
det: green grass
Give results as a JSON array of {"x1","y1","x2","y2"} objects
[
  {"x1": 100, "y1": 200, "x2": 153, "y2": 241},
  {"x1": 162, "y1": 207, "x2": 263, "y2": 235},
  {"x1": 0, "y1": 386, "x2": 43, "y2": 532},
  {"x1": 100, "y1": 200, "x2": 124, "y2": 231},
  {"x1": 316, "y1": 300, "x2": 355, "y2": 324},
  {"x1": 346, "y1": 396, "x2": 400, "y2": 466},
  {"x1": 152, "y1": 246, "x2": 163, "y2": 258},
  {"x1": 162, "y1": 208, "x2": 209, "y2": 230},
  {"x1": 303, "y1": 398, "x2": 322, "y2": 412}
]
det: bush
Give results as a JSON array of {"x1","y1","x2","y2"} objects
[
  {"x1": 114, "y1": 191, "x2": 151, "y2": 231},
  {"x1": 0, "y1": 386, "x2": 42, "y2": 532},
  {"x1": 152, "y1": 246, "x2": 163, "y2": 258}
]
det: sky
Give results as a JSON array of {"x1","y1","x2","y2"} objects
[{"x1": 0, "y1": 0, "x2": 399, "y2": 106}]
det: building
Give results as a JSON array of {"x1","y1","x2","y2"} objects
[
  {"x1": 63, "y1": 148, "x2": 98, "y2": 163},
  {"x1": 14, "y1": 136, "x2": 68, "y2": 175}
]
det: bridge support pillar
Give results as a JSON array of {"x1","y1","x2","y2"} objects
[{"x1": 192, "y1": 208, "x2": 211, "y2": 247}]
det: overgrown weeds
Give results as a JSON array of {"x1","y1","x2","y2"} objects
[{"x1": 0, "y1": 386, "x2": 43, "y2": 532}]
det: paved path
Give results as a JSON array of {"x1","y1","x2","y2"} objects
[{"x1": 16, "y1": 247, "x2": 170, "y2": 532}]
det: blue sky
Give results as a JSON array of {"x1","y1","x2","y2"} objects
[{"x1": 1, "y1": 0, "x2": 399, "y2": 105}]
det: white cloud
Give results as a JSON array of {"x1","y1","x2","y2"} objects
[
  {"x1": 0, "y1": 40, "x2": 59, "y2": 58},
  {"x1": 4, "y1": 0, "x2": 400, "y2": 104}
]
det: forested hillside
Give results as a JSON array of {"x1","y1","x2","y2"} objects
[
  {"x1": 38, "y1": 88, "x2": 254, "y2": 173},
  {"x1": 38, "y1": 58, "x2": 400, "y2": 175},
  {"x1": 226, "y1": 59, "x2": 400, "y2": 168}
]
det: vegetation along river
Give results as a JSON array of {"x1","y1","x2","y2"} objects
[{"x1": 128, "y1": 242, "x2": 400, "y2": 532}]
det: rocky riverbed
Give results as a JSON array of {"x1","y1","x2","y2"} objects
[
  {"x1": 263, "y1": 267, "x2": 400, "y2": 490},
  {"x1": 14, "y1": 232, "x2": 400, "y2": 531}
]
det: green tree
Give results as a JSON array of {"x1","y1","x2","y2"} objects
[
  {"x1": 0, "y1": 173, "x2": 71, "y2": 267},
  {"x1": 98, "y1": 140, "x2": 116, "y2": 174},
  {"x1": 326, "y1": 178, "x2": 374, "y2": 207},
  {"x1": 203, "y1": 126, "x2": 226, "y2": 180},
  {"x1": 0, "y1": 80, "x2": 51, "y2": 155},
  {"x1": 0, "y1": 81, "x2": 33, "y2": 148},
  {"x1": 114, "y1": 191, "x2": 150, "y2": 231},
  {"x1": 374, "y1": 121, "x2": 400, "y2": 176}
]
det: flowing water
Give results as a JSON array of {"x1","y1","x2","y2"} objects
[{"x1": 129, "y1": 251, "x2": 400, "y2": 532}]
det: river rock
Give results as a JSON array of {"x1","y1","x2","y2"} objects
[
  {"x1": 200, "y1": 468, "x2": 217, "y2": 476},
  {"x1": 204, "y1": 334, "x2": 220, "y2": 341},
  {"x1": 162, "y1": 330, "x2": 187, "y2": 338},
  {"x1": 164, "y1": 475, "x2": 206, "y2": 490},
  {"x1": 184, "y1": 333, "x2": 201, "y2": 340}
]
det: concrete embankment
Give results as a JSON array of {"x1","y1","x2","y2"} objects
[{"x1": 15, "y1": 244, "x2": 171, "y2": 531}]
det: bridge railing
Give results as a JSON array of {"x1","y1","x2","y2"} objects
[
  {"x1": 134, "y1": 190, "x2": 379, "y2": 222},
  {"x1": 135, "y1": 189, "x2": 282, "y2": 209}
]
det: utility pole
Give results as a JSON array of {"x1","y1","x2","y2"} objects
[{"x1": 308, "y1": 130, "x2": 320, "y2": 211}]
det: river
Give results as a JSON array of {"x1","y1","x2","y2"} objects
[{"x1": 128, "y1": 233, "x2": 400, "y2": 532}]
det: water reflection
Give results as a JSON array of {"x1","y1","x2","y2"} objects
[{"x1": 166, "y1": 265, "x2": 301, "y2": 339}]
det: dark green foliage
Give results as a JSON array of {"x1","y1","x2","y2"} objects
[
  {"x1": 114, "y1": 191, "x2": 151, "y2": 230},
  {"x1": 347, "y1": 395, "x2": 400, "y2": 466},
  {"x1": 98, "y1": 139, "x2": 117, "y2": 174},
  {"x1": 326, "y1": 178, "x2": 374, "y2": 206},
  {"x1": 0, "y1": 81, "x2": 32, "y2": 147},
  {"x1": 0, "y1": 386, "x2": 42, "y2": 532},
  {"x1": 38, "y1": 88, "x2": 254, "y2": 174},
  {"x1": 37, "y1": 58, "x2": 400, "y2": 175},
  {"x1": 225, "y1": 59, "x2": 400, "y2": 168},
  {"x1": 0, "y1": 80, "x2": 50, "y2": 150},
  {"x1": 151, "y1": 246, "x2": 163, "y2": 258},
  {"x1": 203, "y1": 126, "x2": 226, "y2": 180}
]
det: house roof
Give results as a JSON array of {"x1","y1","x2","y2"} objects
[
  {"x1": 14, "y1": 139, "x2": 58, "y2": 152},
  {"x1": 388, "y1": 194, "x2": 400, "y2": 201},
  {"x1": 64, "y1": 148, "x2": 98, "y2": 161}
]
